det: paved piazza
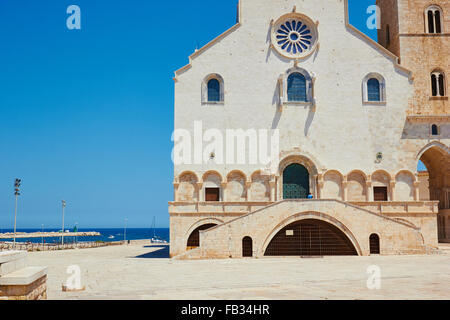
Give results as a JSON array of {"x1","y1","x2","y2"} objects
[{"x1": 27, "y1": 243, "x2": 450, "y2": 300}]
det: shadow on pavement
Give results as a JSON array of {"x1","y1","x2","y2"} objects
[
  {"x1": 143, "y1": 245, "x2": 167, "y2": 248},
  {"x1": 134, "y1": 245, "x2": 170, "y2": 259}
]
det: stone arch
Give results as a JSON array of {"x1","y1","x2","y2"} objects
[
  {"x1": 201, "y1": 171, "x2": 223, "y2": 201},
  {"x1": 395, "y1": 170, "x2": 416, "y2": 201},
  {"x1": 185, "y1": 218, "x2": 224, "y2": 250},
  {"x1": 260, "y1": 211, "x2": 362, "y2": 257},
  {"x1": 372, "y1": 170, "x2": 392, "y2": 201},
  {"x1": 347, "y1": 170, "x2": 367, "y2": 201},
  {"x1": 278, "y1": 154, "x2": 319, "y2": 199},
  {"x1": 201, "y1": 73, "x2": 224, "y2": 103},
  {"x1": 417, "y1": 142, "x2": 450, "y2": 199},
  {"x1": 416, "y1": 142, "x2": 450, "y2": 242},
  {"x1": 226, "y1": 170, "x2": 247, "y2": 202},
  {"x1": 202, "y1": 170, "x2": 223, "y2": 185},
  {"x1": 177, "y1": 171, "x2": 199, "y2": 202},
  {"x1": 249, "y1": 170, "x2": 270, "y2": 201},
  {"x1": 278, "y1": 153, "x2": 320, "y2": 176},
  {"x1": 322, "y1": 170, "x2": 344, "y2": 200},
  {"x1": 417, "y1": 141, "x2": 450, "y2": 161}
]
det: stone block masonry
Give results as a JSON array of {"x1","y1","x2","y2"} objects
[{"x1": 0, "y1": 251, "x2": 48, "y2": 300}]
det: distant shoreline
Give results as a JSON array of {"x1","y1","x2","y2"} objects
[
  {"x1": 0, "y1": 231, "x2": 100, "y2": 239},
  {"x1": 0, "y1": 228, "x2": 170, "y2": 244}
]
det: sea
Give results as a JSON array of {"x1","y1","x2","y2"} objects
[{"x1": 0, "y1": 228, "x2": 170, "y2": 244}]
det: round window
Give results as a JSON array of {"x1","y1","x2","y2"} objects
[{"x1": 272, "y1": 13, "x2": 318, "y2": 59}]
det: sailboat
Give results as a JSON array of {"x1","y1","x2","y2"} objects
[{"x1": 150, "y1": 216, "x2": 167, "y2": 244}]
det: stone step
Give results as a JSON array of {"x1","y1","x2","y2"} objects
[
  {"x1": 438, "y1": 244, "x2": 450, "y2": 253},
  {"x1": 0, "y1": 257, "x2": 28, "y2": 276},
  {"x1": 0, "y1": 266, "x2": 47, "y2": 286},
  {"x1": 0, "y1": 251, "x2": 27, "y2": 264}
]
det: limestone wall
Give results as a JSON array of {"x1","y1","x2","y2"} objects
[
  {"x1": 378, "y1": 0, "x2": 449, "y2": 115},
  {"x1": 173, "y1": 0, "x2": 449, "y2": 185},
  {"x1": 196, "y1": 200, "x2": 428, "y2": 258}
]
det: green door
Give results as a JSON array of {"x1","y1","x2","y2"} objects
[{"x1": 283, "y1": 164, "x2": 310, "y2": 199}]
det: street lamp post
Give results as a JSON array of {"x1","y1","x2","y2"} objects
[
  {"x1": 41, "y1": 224, "x2": 44, "y2": 250},
  {"x1": 13, "y1": 179, "x2": 21, "y2": 249},
  {"x1": 124, "y1": 218, "x2": 128, "y2": 244},
  {"x1": 61, "y1": 200, "x2": 66, "y2": 246}
]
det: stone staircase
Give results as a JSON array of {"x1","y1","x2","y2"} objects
[
  {"x1": 175, "y1": 200, "x2": 430, "y2": 259},
  {"x1": 438, "y1": 243, "x2": 450, "y2": 255},
  {"x1": 0, "y1": 251, "x2": 48, "y2": 300}
]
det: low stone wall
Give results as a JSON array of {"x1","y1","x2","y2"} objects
[
  {"x1": 0, "y1": 275, "x2": 47, "y2": 300},
  {"x1": 0, "y1": 251, "x2": 48, "y2": 300},
  {"x1": 0, "y1": 241, "x2": 123, "y2": 252}
]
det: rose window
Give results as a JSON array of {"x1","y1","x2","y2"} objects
[{"x1": 272, "y1": 14, "x2": 318, "y2": 59}]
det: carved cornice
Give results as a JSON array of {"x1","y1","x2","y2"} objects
[{"x1": 406, "y1": 115, "x2": 450, "y2": 123}]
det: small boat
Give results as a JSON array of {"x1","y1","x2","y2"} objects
[
  {"x1": 108, "y1": 235, "x2": 115, "y2": 239},
  {"x1": 150, "y1": 237, "x2": 167, "y2": 244},
  {"x1": 150, "y1": 216, "x2": 167, "y2": 244}
]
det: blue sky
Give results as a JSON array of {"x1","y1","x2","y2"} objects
[{"x1": 0, "y1": 0, "x2": 416, "y2": 229}]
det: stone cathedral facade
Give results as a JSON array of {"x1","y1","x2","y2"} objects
[{"x1": 169, "y1": 0, "x2": 449, "y2": 259}]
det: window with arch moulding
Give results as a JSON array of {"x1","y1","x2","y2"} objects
[
  {"x1": 425, "y1": 6, "x2": 443, "y2": 34},
  {"x1": 279, "y1": 68, "x2": 314, "y2": 107},
  {"x1": 288, "y1": 73, "x2": 307, "y2": 102},
  {"x1": 431, "y1": 71, "x2": 446, "y2": 97},
  {"x1": 201, "y1": 74, "x2": 224, "y2": 104},
  {"x1": 362, "y1": 74, "x2": 386, "y2": 104}
]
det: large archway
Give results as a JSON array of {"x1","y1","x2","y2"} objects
[
  {"x1": 283, "y1": 164, "x2": 310, "y2": 199},
  {"x1": 264, "y1": 219, "x2": 358, "y2": 256},
  {"x1": 186, "y1": 224, "x2": 218, "y2": 250},
  {"x1": 418, "y1": 143, "x2": 450, "y2": 243}
]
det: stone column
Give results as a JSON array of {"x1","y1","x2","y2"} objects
[
  {"x1": 390, "y1": 180, "x2": 396, "y2": 201},
  {"x1": 342, "y1": 176, "x2": 348, "y2": 201},
  {"x1": 413, "y1": 181, "x2": 420, "y2": 201},
  {"x1": 317, "y1": 174, "x2": 324, "y2": 199},
  {"x1": 197, "y1": 182, "x2": 204, "y2": 202},
  {"x1": 273, "y1": 176, "x2": 280, "y2": 201},
  {"x1": 278, "y1": 175, "x2": 283, "y2": 201},
  {"x1": 245, "y1": 181, "x2": 252, "y2": 202},
  {"x1": 366, "y1": 177, "x2": 373, "y2": 201},
  {"x1": 221, "y1": 182, "x2": 228, "y2": 202},
  {"x1": 173, "y1": 182, "x2": 180, "y2": 202},
  {"x1": 269, "y1": 179, "x2": 276, "y2": 202}
]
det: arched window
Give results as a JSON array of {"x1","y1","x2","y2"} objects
[
  {"x1": 287, "y1": 73, "x2": 307, "y2": 102},
  {"x1": 431, "y1": 70, "x2": 445, "y2": 97},
  {"x1": 431, "y1": 124, "x2": 439, "y2": 136},
  {"x1": 363, "y1": 74, "x2": 386, "y2": 103},
  {"x1": 369, "y1": 234, "x2": 380, "y2": 255},
  {"x1": 207, "y1": 79, "x2": 220, "y2": 102},
  {"x1": 426, "y1": 6, "x2": 443, "y2": 34},
  {"x1": 202, "y1": 74, "x2": 224, "y2": 104},
  {"x1": 242, "y1": 237, "x2": 253, "y2": 257},
  {"x1": 367, "y1": 78, "x2": 381, "y2": 101}
]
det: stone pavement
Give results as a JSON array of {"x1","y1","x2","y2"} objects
[{"x1": 27, "y1": 243, "x2": 450, "y2": 300}]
